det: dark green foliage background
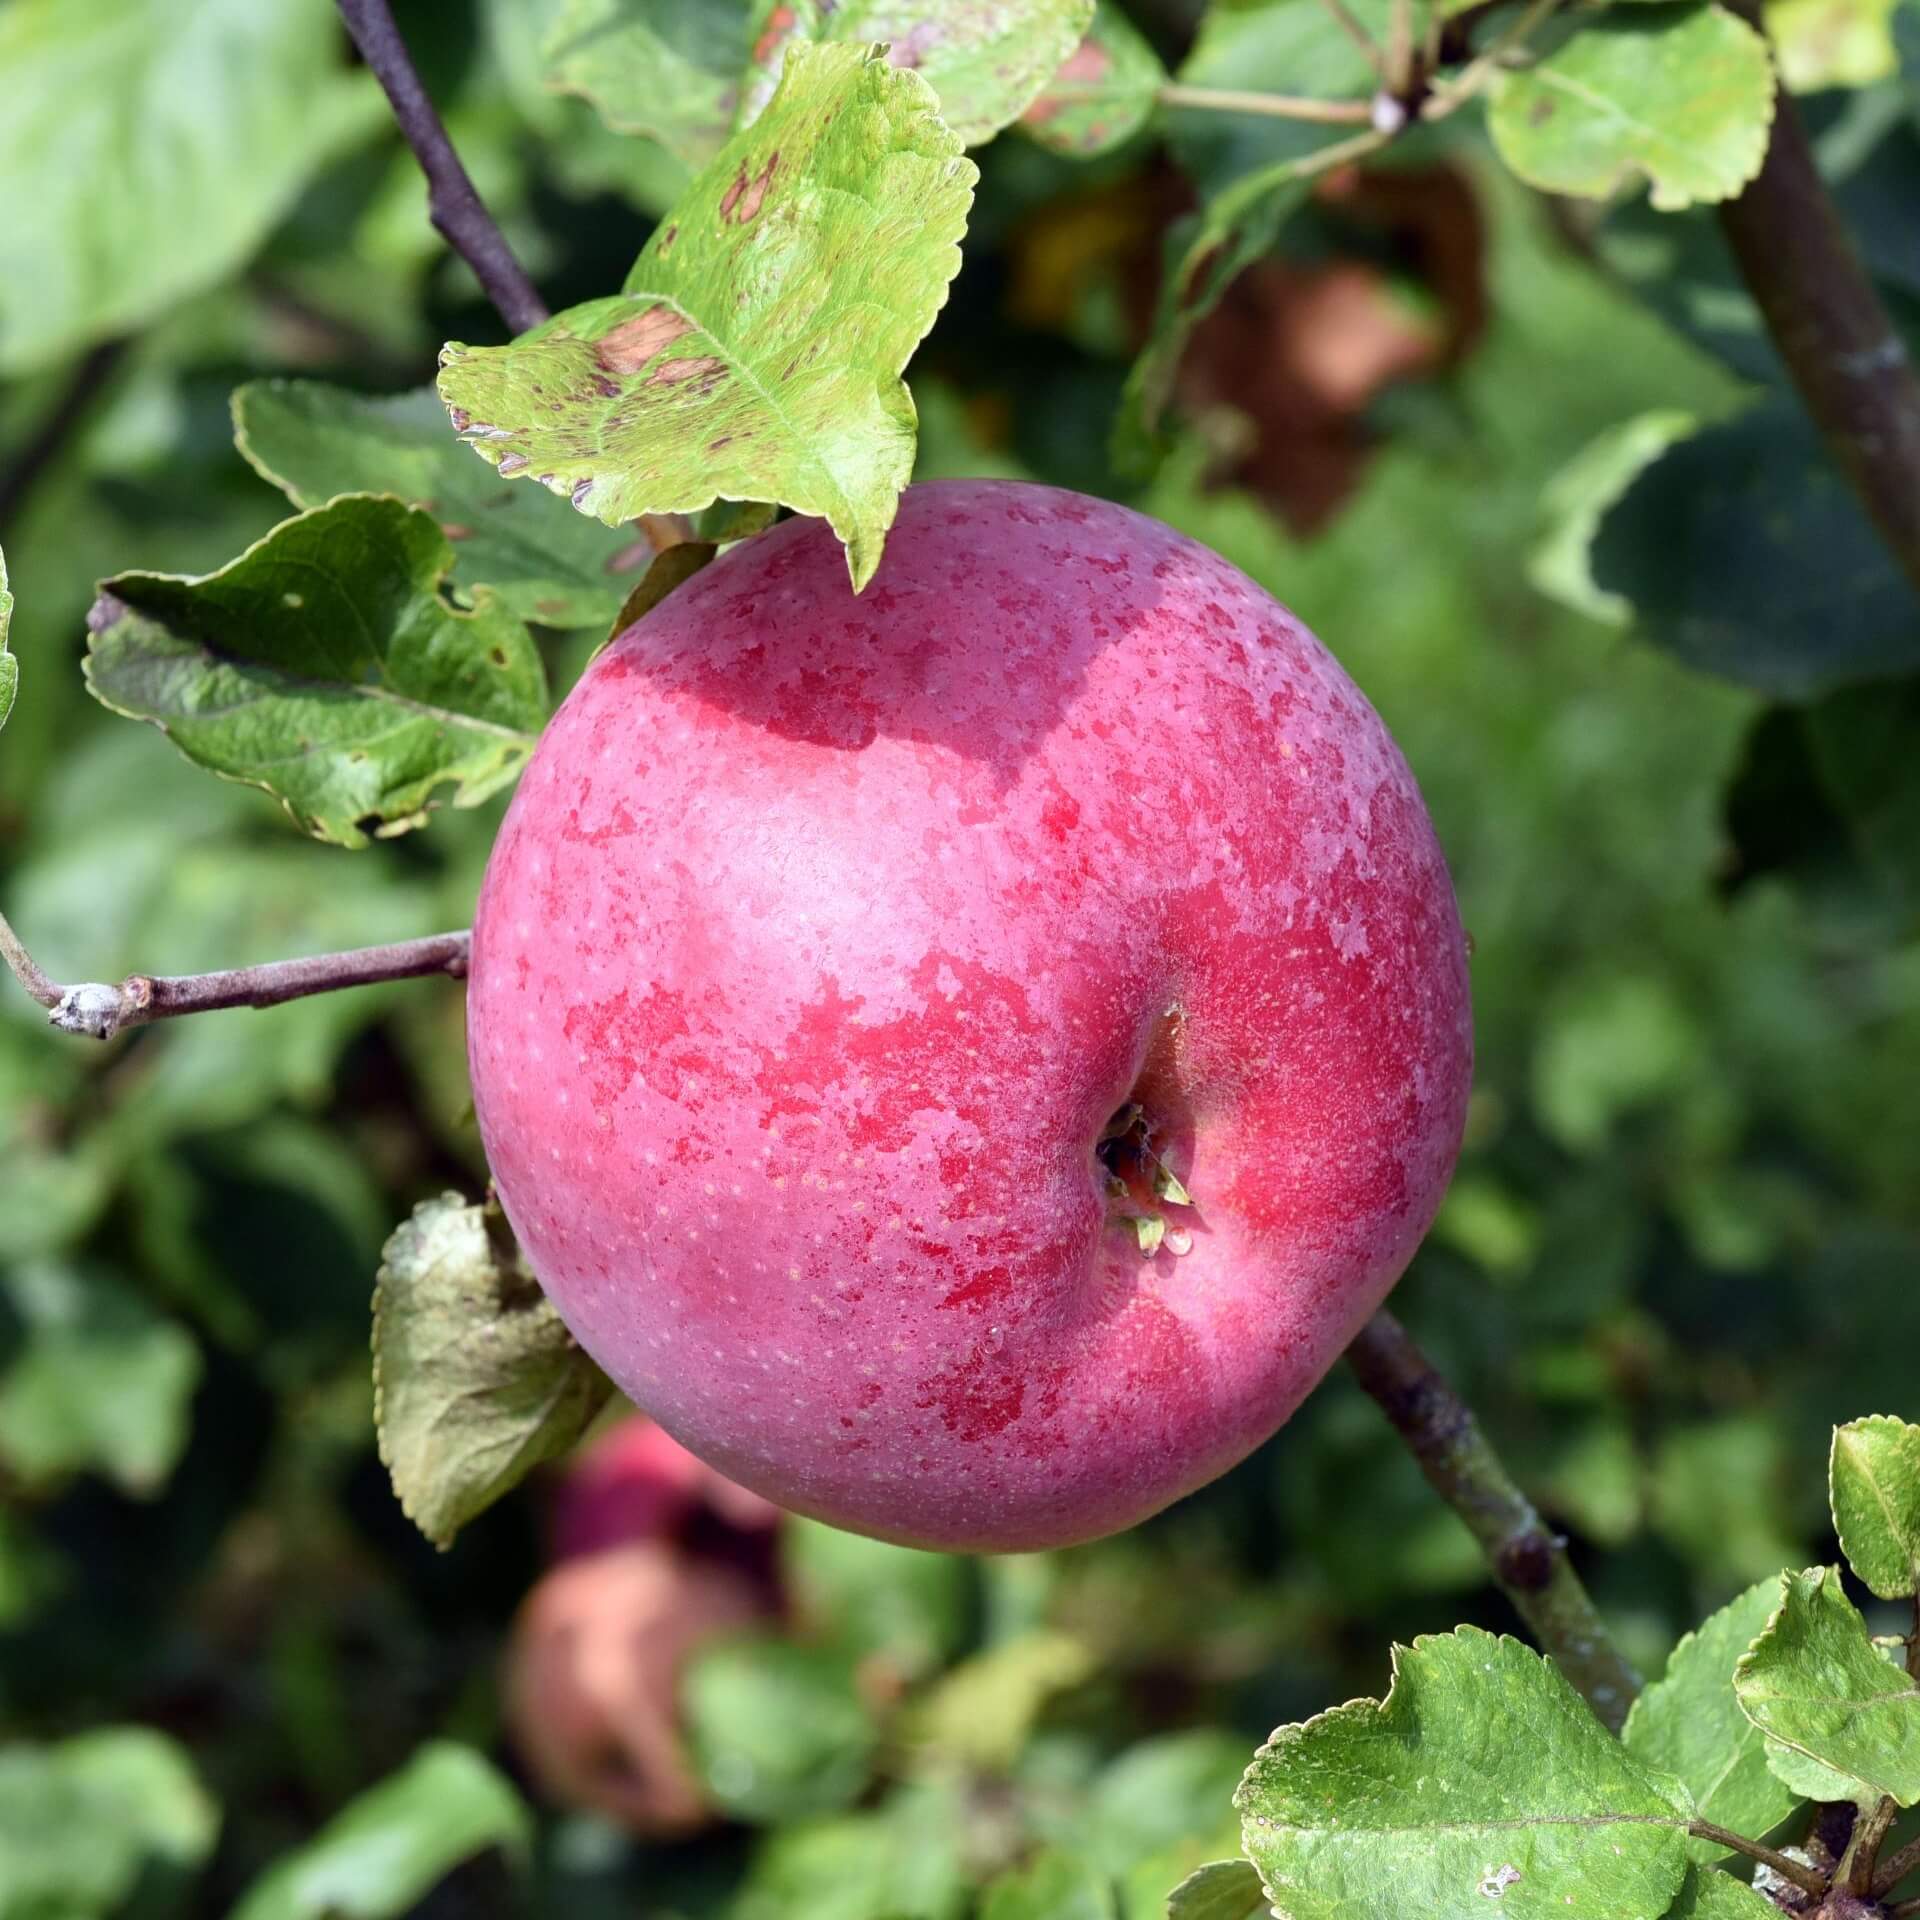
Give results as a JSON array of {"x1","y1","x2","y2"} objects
[{"x1": 2, "y1": 0, "x2": 1918, "y2": 1913}]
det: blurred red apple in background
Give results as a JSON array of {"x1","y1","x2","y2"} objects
[{"x1": 470, "y1": 481, "x2": 1471, "y2": 1551}]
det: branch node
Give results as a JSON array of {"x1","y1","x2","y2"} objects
[{"x1": 52, "y1": 982, "x2": 128, "y2": 1041}]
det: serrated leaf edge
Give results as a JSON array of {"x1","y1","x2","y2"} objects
[{"x1": 1832, "y1": 1415, "x2": 1920, "y2": 1600}]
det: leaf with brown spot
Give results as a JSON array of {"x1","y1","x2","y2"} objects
[
  {"x1": 438, "y1": 44, "x2": 974, "y2": 590},
  {"x1": 732, "y1": 0, "x2": 1094, "y2": 145},
  {"x1": 1021, "y1": 2, "x2": 1165, "y2": 156}
]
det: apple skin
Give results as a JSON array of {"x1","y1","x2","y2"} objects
[{"x1": 468, "y1": 480, "x2": 1472, "y2": 1552}]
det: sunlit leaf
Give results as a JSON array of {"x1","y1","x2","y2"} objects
[
  {"x1": 1734, "y1": 1565, "x2": 1920, "y2": 1805},
  {"x1": 1832, "y1": 1415, "x2": 1920, "y2": 1597},
  {"x1": 1489, "y1": 7, "x2": 1776, "y2": 211},
  {"x1": 372, "y1": 1193, "x2": 613, "y2": 1551},
  {"x1": 84, "y1": 495, "x2": 548, "y2": 848},
  {"x1": 228, "y1": 1743, "x2": 528, "y2": 1920},
  {"x1": 1622, "y1": 1578, "x2": 1803, "y2": 1860},
  {"x1": 1236, "y1": 1628, "x2": 1693, "y2": 1920},
  {"x1": 439, "y1": 43, "x2": 975, "y2": 590}
]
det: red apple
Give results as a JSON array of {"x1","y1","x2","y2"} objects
[{"x1": 468, "y1": 480, "x2": 1471, "y2": 1551}]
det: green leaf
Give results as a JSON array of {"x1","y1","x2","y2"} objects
[
  {"x1": 1165, "y1": 1860, "x2": 1265, "y2": 1920},
  {"x1": 0, "y1": 1727, "x2": 219, "y2": 1920},
  {"x1": 1236, "y1": 1627, "x2": 1693, "y2": 1920},
  {"x1": 1021, "y1": 3, "x2": 1167, "y2": 154},
  {"x1": 1489, "y1": 6, "x2": 1777, "y2": 211},
  {"x1": 600, "y1": 538, "x2": 720, "y2": 650},
  {"x1": 1622, "y1": 1579, "x2": 1804, "y2": 1862},
  {"x1": 227, "y1": 1742, "x2": 528, "y2": 1920},
  {"x1": 233, "y1": 380, "x2": 660, "y2": 630},
  {"x1": 541, "y1": 0, "x2": 753, "y2": 169},
  {"x1": 902, "y1": 1629, "x2": 1098, "y2": 1770},
  {"x1": 1734, "y1": 1565, "x2": 1920, "y2": 1805},
  {"x1": 1832, "y1": 1416, "x2": 1920, "y2": 1598},
  {"x1": 84, "y1": 495, "x2": 548, "y2": 848},
  {"x1": 730, "y1": 1781, "x2": 968, "y2": 1920},
  {"x1": 0, "y1": 545, "x2": 14, "y2": 734},
  {"x1": 0, "y1": 1262, "x2": 201, "y2": 1496},
  {"x1": 1079, "y1": 1734, "x2": 1253, "y2": 1878},
  {"x1": 438, "y1": 42, "x2": 976, "y2": 591},
  {"x1": 372, "y1": 1193, "x2": 614, "y2": 1551},
  {"x1": 1591, "y1": 402, "x2": 1920, "y2": 697},
  {"x1": 682, "y1": 1638, "x2": 878, "y2": 1822},
  {"x1": 982, "y1": 1851, "x2": 1117, "y2": 1920},
  {"x1": 781, "y1": 1517, "x2": 972, "y2": 1679},
  {"x1": 734, "y1": 0, "x2": 1096, "y2": 146},
  {"x1": 1665, "y1": 1862, "x2": 1783, "y2": 1918},
  {"x1": 1806, "y1": 681, "x2": 1920, "y2": 901},
  {"x1": 0, "y1": 0, "x2": 379, "y2": 374}
]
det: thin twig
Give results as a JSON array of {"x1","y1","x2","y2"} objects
[
  {"x1": 1316, "y1": 0, "x2": 1392, "y2": 79},
  {"x1": 334, "y1": 0, "x2": 548, "y2": 336},
  {"x1": 1876, "y1": 1832, "x2": 1920, "y2": 1899},
  {"x1": 1156, "y1": 82, "x2": 1376, "y2": 124},
  {"x1": 1423, "y1": 0, "x2": 1563, "y2": 116},
  {"x1": 1345, "y1": 1309, "x2": 1642, "y2": 1733},
  {"x1": 1689, "y1": 1823, "x2": 1829, "y2": 1898},
  {"x1": 1385, "y1": 0, "x2": 1415, "y2": 97},
  {"x1": 0, "y1": 339, "x2": 127, "y2": 536},
  {"x1": 1716, "y1": 0, "x2": 1920, "y2": 595},
  {"x1": 0, "y1": 907, "x2": 470, "y2": 1042},
  {"x1": 1840, "y1": 1796, "x2": 1899, "y2": 1894}
]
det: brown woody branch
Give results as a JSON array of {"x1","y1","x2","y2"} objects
[{"x1": 0, "y1": 908, "x2": 469, "y2": 1042}]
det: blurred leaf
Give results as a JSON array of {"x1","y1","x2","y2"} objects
[
  {"x1": 439, "y1": 44, "x2": 976, "y2": 591},
  {"x1": 1591, "y1": 402, "x2": 1920, "y2": 697},
  {"x1": 1650, "y1": 1419, "x2": 1801, "y2": 1587},
  {"x1": 730, "y1": 1781, "x2": 967, "y2": 1920},
  {"x1": 1832, "y1": 1414, "x2": 1920, "y2": 1597},
  {"x1": 781, "y1": 1517, "x2": 971, "y2": 1679},
  {"x1": 1622, "y1": 1578, "x2": 1803, "y2": 1861},
  {"x1": 1734, "y1": 1565, "x2": 1920, "y2": 1805},
  {"x1": 0, "y1": 0, "x2": 380, "y2": 373},
  {"x1": 1532, "y1": 973, "x2": 1700, "y2": 1153},
  {"x1": 372, "y1": 1193, "x2": 613, "y2": 1550},
  {"x1": 734, "y1": 0, "x2": 1095, "y2": 145},
  {"x1": 1021, "y1": 3, "x2": 1167, "y2": 156},
  {"x1": 0, "y1": 1510, "x2": 65, "y2": 1633},
  {"x1": 1489, "y1": 8, "x2": 1776, "y2": 211},
  {"x1": 1236, "y1": 1629, "x2": 1692, "y2": 1920},
  {"x1": 682, "y1": 1638, "x2": 878, "y2": 1822},
  {"x1": 0, "y1": 1726, "x2": 218, "y2": 1920},
  {"x1": 1804, "y1": 676, "x2": 1920, "y2": 899},
  {"x1": 981, "y1": 1850, "x2": 1116, "y2": 1920},
  {"x1": 542, "y1": 0, "x2": 752, "y2": 168},
  {"x1": 85, "y1": 495, "x2": 548, "y2": 847},
  {"x1": 1075, "y1": 1734, "x2": 1251, "y2": 1877},
  {"x1": 0, "y1": 1262, "x2": 200, "y2": 1496},
  {"x1": 233, "y1": 380, "x2": 655, "y2": 629},
  {"x1": 903, "y1": 1629, "x2": 1097, "y2": 1771},
  {"x1": 1768, "y1": 0, "x2": 1901, "y2": 86},
  {"x1": 0, "y1": 545, "x2": 14, "y2": 733},
  {"x1": 227, "y1": 1742, "x2": 529, "y2": 1920},
  {"x1": 1666, "y1": 1862, "x2": 1784, "y2": 1916},
  {"x1": 1163, "y1": 1860, "x2": 1264, "y2": 1920}
]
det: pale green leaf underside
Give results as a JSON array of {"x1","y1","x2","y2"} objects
[
  {"x1": 1489, "y1": 5, "x2": 1777, "y2": 212},
  {"x1": 1237, "y1": 1628, "x2": 1693, "y2": 1920},
  {"x1": 735, "y1": 0, "x2": 1095, "y2": 146},
  {"x1": 0, "y1": 0, "x2": 379, "y2": 374},
  {"x1": 1831, "y1": 1415, "x2": 1920, "y2": 1599},
  {"x1": 1165, "y1": 1858, "x2": 1266, "y2": 1920},
  {"x1": 0, "y1": 544, "x2": 14, "y2": 733},
  {"x1": 1622, "y1": 1577, "x2": 1803, "y2": 1862},
  {"x1": 233, "y1": 379, "x2": 658, "y2": 629},
  {"x1": 1021, "y1": 1, "x2": 1168, "y2": 156},
  {"x1": 438, "y1": 42, "x2": 975, "y2": 591},
  {"x1": 1734, "y1": 1566, "x2": 1920, "y2": 1806},
  {"x1": 228, "y1": 1742, "x2": 528, "y2": 1920},
  {"x1": 83, "y1": 494, "x2": 548, "y2": 849},
  {"x1": 372, "y1": 1194, "x2": 613, "y2": 1551}
]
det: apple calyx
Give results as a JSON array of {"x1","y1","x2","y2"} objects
[{"x1": 1097, "y1": 1101, "x2": 1196, "y2": 1259}]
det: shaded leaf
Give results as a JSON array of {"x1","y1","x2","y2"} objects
[
  {"x1": 0, "y1": 1727, "x2": 218, "y2": 1920},
  {"x1": 1079, "y1": 1734, "x2": 1253, "y2": 1878},
  {"x1": 1236, "y1": 1627, "x2": 1692, "y2": 1920},
  {"x1": 682, "y1": 1638, "x2": 878, "y2": 1822},
  {"x1": 730, "y1": 1781, "x2": 968, "y2": 1920},
  {"x1": 84, "y1": 495, "x2": 548, "y2": 848},
  {"x1": 1021, "y1": 2, "x2": 1165, "y2": 154},
  {"x1": 0, "y1": 545, "x2": 14, "y2": 733},
  {"x1": 1622, "y1": 1578, "x2": 1803, "y2": 1862},
  {"x1": 1806, "y1": 682, "x2": 1920, "y2": 903},
  {"x1": 601, "y1": 538, "x2": 719, "y2": 650},
  {"x1": 1164, "y1": 1859, "x2": 1265, "y2": 1920},
  {"x1": 541, "y1": 0, "x2": 752, "y2": 168},
  {"x1": 0, "y1": 1262, "x2": 200, "y2": 1496},
  {"x1": 735, "y1": 0, "x2": 1095, "y2": 146},
  {"x1": 1489, "y1": 7, "x2": 1776, "y2": 211},
  {"x1": 439, "y1": 43, "x2": 975, "y2": 590},
  {"x1": 1666, "y1": 1862, "x2": 1783, "y2": 1917},
  {"x1": 781, "y1": 1517, "x2": 972, "y2": 1679},
  {"x1": 0, "y1": 0, "x2": 379, "y2": 373},
  {"x1": 233, "y1": 380, "x2": 658, "y2": 629},
  {"x1": 228, "y1": 1743, "x2": 528, "y2": 1920},
  {"x1": 1831, "y1": 1415, "x2": 1920, "y2": 1598},
  {"x1": 1734, "y1": 1565, "x2": 1920, "y2": 1805},
  {"x1": 1592, "y1": 402, "x2": 1920, "y2": 697},
  {"x1": 372, "y1": 1193, "x2": 613, "y2": 1551},
  {"x1": 982, "y1": 1851, "x2": 1116, "y2": 1920}
]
